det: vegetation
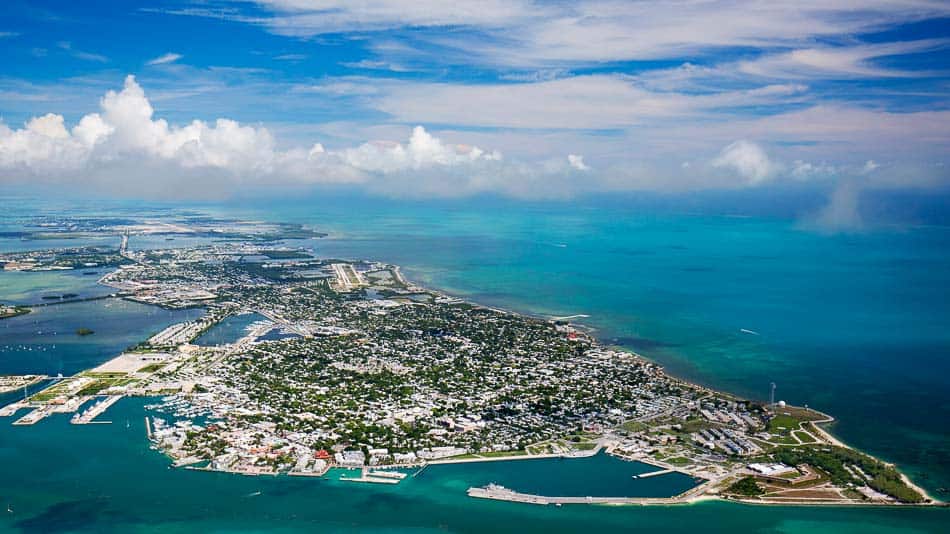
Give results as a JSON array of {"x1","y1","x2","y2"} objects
[
  {"x1": 793, "y1": 430, "x2": 816, "y2": 443},
  {"x1": 768, "y1": 414, "x2": 800, "y2": 434},
  {"x1": 727, "y1": 477, "x2": 764, "y2": 497},
  {"x1": 0, "y1": 306, "x2": 31, "y2": 320},
  {"x1": 772, "y1": 445, "x2": 923, "y2": 503},
  {"x1": 76, "y1": 380, "x2": 112, "y2": 396}
]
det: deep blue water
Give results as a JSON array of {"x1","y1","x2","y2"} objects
[{"x1": 0, "y1": 299, "x2": 202, "y2": 375}]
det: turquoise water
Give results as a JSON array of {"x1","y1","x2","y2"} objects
[
  {"x1": 1, "y1": 398, "x2": 947, "y2": 534},
  {"x1": 245, "y1": 198, "x2": 950, "y2": 497},
  {"x1": 1, "y1": 196, "x2": 949, "y2": 532},
  {"x1": 193, "y1": 312, "x2": 267, "y2": 346},
  {"x1": 0, "y1": 270, "x2": 116, "y2": 306}
]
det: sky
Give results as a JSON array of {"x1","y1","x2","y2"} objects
[{"x1": 1, "y1": 1, "x2": 949, "y2": 225}]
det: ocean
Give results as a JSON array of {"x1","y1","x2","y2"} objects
[{"x1": 0, "y1": 195, "x2": 948, "y2": 532}]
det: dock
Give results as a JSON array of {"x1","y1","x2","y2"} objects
[
  {"x1": 51, "y1": 395, "x2": 92, "y2": 414},
  {"x1": 340, "y1": 475, "x2": 401, "y2": 484},
  {"x1": 71, "y1": 395, "x2": 123, "y2": 424},
  {"x1": 367, "y1": 470, "x2": 408, "y2": 480},
  {"x1": 634, "y1": 468, "x2": 674, "y2": 479},
  {"x1": 412, "y1": 464, "x2": 429, "y2": 477},
  {"x1": 340, "y1": 467, "x2": 406, "y2": 484},
  {"x1": 12, "y1": 406, "x2": 54, "y2": 425},
  {"x1": 0, "y1": 401, "x2": 29, "y2": 417},
  {"x1": 466, "y1": 482, "x2": 712, "y2": 506}
]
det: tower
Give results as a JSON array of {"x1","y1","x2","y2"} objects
[{"x1": 769, "y1": 382, "x2": 776, "y2": 407}]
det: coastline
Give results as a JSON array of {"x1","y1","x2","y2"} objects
[{"x1": 5, "y1": 235, "x2": 940, "y2": 508}]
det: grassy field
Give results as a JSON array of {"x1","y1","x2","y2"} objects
[
  {"x1": 768, "y1": 414, "x2": 801, "y2": 434},
  {"x1": 793, "y1": 430, "x2": 816, "y2": 443},
  {"x1": 137, "y1": 363, "x2": 166, "y2": 373},
  {"x1": 621, "y1": 420, "x2": 648, "y2": 433},
  {"x1": 665, "y1": 456, "x2": 691, "y2": 466}
]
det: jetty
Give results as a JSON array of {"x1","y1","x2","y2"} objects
[
  {"x1": 0, "y1": 401, "x2": 28, "y2": 417},
  {"x1": 340, "y1": 467, "x2": 406, "y2": 484},
  {"x1": 367, "y1": 470, "x2": 407, "y2": 480},
  {"x1": 634, "y1": 468, "x2": 675, "y2": 479},
  {"x1": 467, "y1": 480, "x2": 713, "y2": 506},
  {"x1": 71, "y1": 395, "x2": 123, "y2": 424},
  {"x1": 12, "y1": 406, "x2": 54, "y2": 426}
]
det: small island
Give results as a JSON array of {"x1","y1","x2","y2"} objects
[
  {"x1": 1, "y1": 305, "x2": 31, "y2": 320},
  {"x1": 76, "y1": 328, "x2": 95, "y2": 336}
]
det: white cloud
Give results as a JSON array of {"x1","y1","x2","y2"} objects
[
  {"x1": 737, "y1": 39, "x2": 950, "y2": 79},
  {"x1": 2, "y1": 76, "x2": 946, "y2": 200},
  {"x1": 239, "y1": 0, "x2": 539, "y2": 36},
  {"x1": 173, "y1": 1, "x2": 950, "y2": 69},
  {"x1": 567, "y1": 154, "x2": 589, "y2": 171},
  {"x1": 340, "y1": 125, "x2": 501, "y2": 173},
  {"x1": 371, "y1": 75, "x2": 807, "y2": 130},
  {"x1": 0, "y1": 76, "x2": 562, "y2": 198},
  {"x1": 147, "y1": 53, "x2": 183, "y2": 66},
  {"x1": 57, "y1": 41, "x2": 109, "y2": 63},
  {"x1": 712, "y1": 140, "x2": 775, "y2": 184},
  {"x1": 804, "y1": 181, "x2": 864, "y2": 232},
  {"x1": 341, "y1": 59, "x2": 410, "y2": 72}
]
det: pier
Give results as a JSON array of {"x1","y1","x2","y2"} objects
[
  {"x1": 0, "y1": 401, "x2": 28, "y2": 417},
  {"x1": 12, "y1": 406, "x2": 54, "y2": 426},
  {"x1": 340, "y1": 467, "x2": 406, "y2": 484},
  {"x1": 466, "y1": 480, "x2": 714, "y2": 506},
  {"x1": 367, "y1": 470, "x2": 408, "y2": 480},
  {"x1": 634, "y1": 468, "x2": 674, "y2": 479},
  {"x1": 71, "y1": 395, "x2": 123, "y2": 424}
]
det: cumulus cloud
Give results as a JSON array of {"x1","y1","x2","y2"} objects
[
  {"x1": 567, "y1": 154, "x2": 589, "y2": 171},
  {"x1": 711, "y1": 140, "x2": 775, "y2": 184},
  {"x1": 340, "y1": 126, "x2": 501, "y2": 173},
  {"x1": 2, "y1": 76, "x2": 943, "y2": 201},
  {"x1": 0, "y1": 76, "x2": 594, "y2": 199}
]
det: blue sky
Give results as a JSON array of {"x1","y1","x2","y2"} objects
[{"x1": 1, "y1": 1, "x2": 949, "y2": 224}]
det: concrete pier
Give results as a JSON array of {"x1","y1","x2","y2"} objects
[
  {"x1": 467, "y1": 481, "x2": 713, "y2": 506},
  {"x1": 71, "y1": 395, "x2": 123, "y2": 424},
  {"x1": 634, "y1": 468, "x2": 674, "y2": 479},
  {"x1": 0, "y1": 401, "x2": 28, "y2": 417},
  {"x1": 12, "y1": 406, "x2": 54, "y2": 425}
]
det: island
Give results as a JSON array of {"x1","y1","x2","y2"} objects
[
  {"x1": 0, "y1": 217, "x2": 940, "y2": 508},
  {"x1": 0, "y1": 304, "x2": 31, "y2": 320}
]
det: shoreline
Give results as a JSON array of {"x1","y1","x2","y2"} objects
[
  {"x1": 4, "y1": 235, "x2": 941, "y2": 508},
  {"x1": 356, "y1": 259, "x2": 943, "y2": 504}
]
